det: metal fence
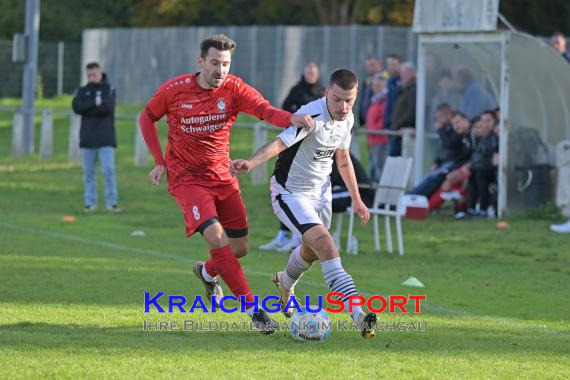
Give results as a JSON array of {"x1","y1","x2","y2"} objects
[
  {"x1": 82, "y1": 25, "x2": 417, "y2": 105},
  {"x1": 0, "y1": 40, "x2": 81, "y2": 98},
  {"x1": 2, "y1": 103, "x2": 423, "y2": 187}
]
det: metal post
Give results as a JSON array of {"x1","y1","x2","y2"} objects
[
  {"x1": 402, "y1": 128, "x2": 415, "y2": 190},
  {"x1": 498, "y1": 33, "x2": 510, "y2": 217},
  {"x1": 402, "y1": 128, "x2": 415, "y2": 159},
  {"x1": 57, "y1": 41, "x2": 64, "y2": 96},
  {"x1": 273, "y1": 26, "x2": 284, "y2": 105},
  {"x1": 68, "y1": 113, "x2": 81, "y2": 162},
  {"x1": 322, "y1": 26, "x2": 330, "y2": 76},
  {"x1": 249, "y1": 27, "x2": 257, "y2": 87},
  {"x1": 349, "y1": 129, "x2": 361, "y2": 160},
  {"x1": 414, "y1": 37, "x2": 427, "y2": 185},
  {"x1": 406, "y1": 28, "x2": 416, "y2": 62},
  {"x1": 40, "y1": 108, "x2": 53, "y2": 160},
  {"x1": 21, "y1": 0, "x2": 40, "y2": 155},
  {"x1": 134, "y1": 113, "x2": 149, "y2": 167},
  {"x1": 11, "y1": 112, "x2": 24, "y2": 156},
  {"x1": 250, "y1": 123, "x2": 268, "y2": 185},
  {"x1": 376, "y1": 27, "x2": 384, "y2": 58},
  {"x1": 349, "y1": 25, "x2": 357, "y2": 70}
]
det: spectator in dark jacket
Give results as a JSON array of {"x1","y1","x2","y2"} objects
[
  {"x1": 389, "y1": 62, "x2": 416, "y2": 156},
  {"x1": 468, "y1": 110, "x2": 499, "y2": 217},
  {"x1": 72, "y1": 62, "x2": 120, "y2": 213},
  {"x1": 358, "y1": 56, "x2": 383, "y2": 125},
  {"x1": 383, "y1": 54, "x2": 402, "y2": 129},
  {"x1": 282, "y1": 63, "x2": 325, "y2": 113},
  {"x1": 408, "y1": 111, "x2": 472, "y2": 198},
  {"x1": 433, "y1": 103, "x2": 463, "y2": 167}
]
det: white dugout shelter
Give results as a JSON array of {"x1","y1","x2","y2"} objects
[{"x1": 412, "y1": 0, "x2": 570, "y2": 216}]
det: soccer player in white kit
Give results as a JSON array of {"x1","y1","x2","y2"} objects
[{"x1": 231, "y1": 69, "x2": 377, "y2": 338}]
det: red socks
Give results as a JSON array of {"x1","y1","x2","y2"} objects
[
  {"x1": 204, "y1": 258, "x2": 218, "y2": 277},
  {"x1": 209, "y1": 245, "x2": 255, "y2": 306}
]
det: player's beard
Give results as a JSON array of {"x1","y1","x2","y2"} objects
[
  {"x1": 333, "y1": 111, "x2": 349, "y2": 121},
  {"x1": 207, "y1": 72, "x2": 226, "y2": 88}
]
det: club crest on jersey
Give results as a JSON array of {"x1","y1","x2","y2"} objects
[
  {"x1": 217, "y1": 99, "x2": 225, "y2": 113},
  {"x1": 313, "y1": 148, "x2": 335, "y2": 161}
]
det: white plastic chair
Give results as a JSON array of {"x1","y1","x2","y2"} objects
[{"x1": 346, "y1": 156, "x2": 413, "y2": 256}]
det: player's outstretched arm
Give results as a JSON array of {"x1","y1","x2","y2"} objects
[
  {"x1": 258, "y1": 106, "x2": 315, "y2": 130},
  {"x1": 238, "y1": 81, "x2": 315, "y2": 130},
  {"x1": 335, "y1": 149, "x2": 370, "y2": 224},
  {"x1": 230, "y1": 137, "x2": 287, "y2": 176}
]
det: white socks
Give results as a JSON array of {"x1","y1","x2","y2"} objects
[
  {"x1": 276, "y1": 229, "x2": 289, "y2": 241},
  {"x1": 321, "y1": 257, "x2": 364, "y2": 320},
  {"x1": 201, "y1": 265, "x2": 216, "y2": 283},
  {"x1": 281, "y1": 245, "x2": 311, "y2": 290}
]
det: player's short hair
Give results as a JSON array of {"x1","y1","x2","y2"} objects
[
  {"x1": 552, "y1": 32, "x2": 565, "y2": 39},
  {"x1": 85, "y1": 62, "x2": 100, "y2": 70},
  {"x1": 200, "y1": 34, "x2": 236, "y2": 58},
  {"x1": 329, "y1": 69, "x2": 358, "y2": 90}
]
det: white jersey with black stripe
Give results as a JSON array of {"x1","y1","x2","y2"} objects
[{"x1": 273, "y1": 97, "x2": 353, "y2": 196}]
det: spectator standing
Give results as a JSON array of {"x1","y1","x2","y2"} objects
[
  {"x1": 383, "y1": 54, "x2": 402, "y2": 131},
  {"x1": 282, "y1": 62, "x2": 325, "y2": 113},
  {"x1": 72, "y1": 62, "x2": 120, "y2": 213},
  {"x1": 455, "y1": 68, "x2": 496, "y2": 119},
  {"x1": 365, "y1": 73, "x2": 389, "y2": 182},
  {"x1": 389, "y1": 62, "x2": 417, "y2": 156},
  {"x1": 358, "y1": 56, "x2": 383, "y2": 125},
  {"x1": 428, "y1": 70, "x2": 460, "y2": 130}
]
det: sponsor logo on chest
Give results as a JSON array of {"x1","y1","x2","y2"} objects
[
  {"x1": 313, "y1": 148, "x2": 336, "y2": 161},
  {"x1": 218, "y1": 99, "x2": 225, "y2": 113}
]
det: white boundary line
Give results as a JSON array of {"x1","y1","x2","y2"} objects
[{"x1": 0, "y1": 220, "x2": 567, "y2": 335}]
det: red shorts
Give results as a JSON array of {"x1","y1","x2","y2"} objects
[{"x1": 170, "y1": 182, "x2": 248, "y2": 238}]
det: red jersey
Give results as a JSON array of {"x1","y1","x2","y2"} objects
[{"x1": 144, "y1": 73, "x2": 289, "y2": 189}]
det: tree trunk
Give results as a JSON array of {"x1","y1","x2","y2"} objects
[{"x1": 314, "y1": 0, "x2": 359, "y2": 25}]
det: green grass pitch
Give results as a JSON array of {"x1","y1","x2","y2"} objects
[{"x1": 0, "y1": 98, "x2": 569, "y2": 378}]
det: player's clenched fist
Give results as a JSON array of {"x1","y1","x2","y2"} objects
[
  {"x1": 148, "y1": 165, "x2": 166, "y2": 185},
  {"x1": 230, "y1": 160, "x2": 253, "y2": 176}
]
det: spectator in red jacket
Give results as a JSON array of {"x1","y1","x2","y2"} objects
[{"x1": 366, "y1": 73, "x2": 389, "y2": 182}]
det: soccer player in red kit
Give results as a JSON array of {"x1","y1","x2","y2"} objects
[{"x1": 139, "y1": 34, "x2": 315, "y2": 334}]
